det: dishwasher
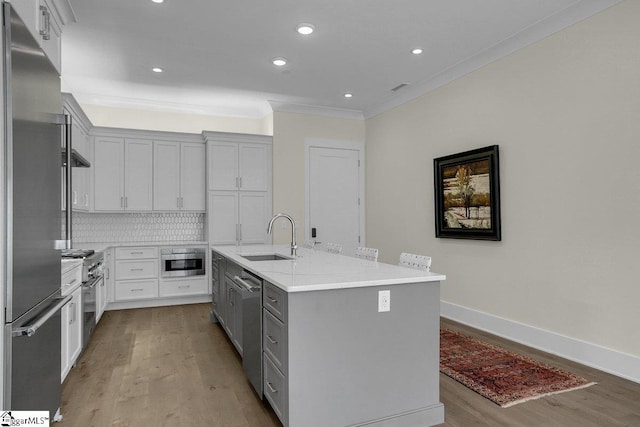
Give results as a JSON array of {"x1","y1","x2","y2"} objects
[{"x1": 232, "y1": 271, "x2": 263, "y2": 396}]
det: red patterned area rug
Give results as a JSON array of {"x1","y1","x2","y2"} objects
[{"x1": 440, "y1": 328, "x2": 596, "y2": 408}]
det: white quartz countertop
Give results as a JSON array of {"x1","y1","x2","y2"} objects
[
  {"x1": 74, "y1": 241, "x2": 209, "y2": 253},
  {"x1": 211, "y1": 245, "x2": 446, "y2": 293}
]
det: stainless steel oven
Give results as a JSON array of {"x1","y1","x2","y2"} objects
[{"x1": 161, "y1": 248, "x2": 206, "y2": 278}]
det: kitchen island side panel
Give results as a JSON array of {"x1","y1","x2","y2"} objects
[{"x1": 287, "y1": 281, "x2": 443, "y2": 427}]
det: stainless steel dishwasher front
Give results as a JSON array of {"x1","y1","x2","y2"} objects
[{"x1": 233, "y1": 270, "x2": 263, "y2": 396}]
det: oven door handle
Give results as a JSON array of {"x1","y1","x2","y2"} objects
[
  {"x1": 12, "y1": 295, "x2": 73, "y2": 337},
  {"x1": 84, "y1": 277, "x2": 102, "y2": 289}
]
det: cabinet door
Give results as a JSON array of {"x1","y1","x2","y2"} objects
[
  {"x1": 208, "y1": 191, "x2": 239, "y2": 245},
  {"x1": 208, "y1": 142, "x2": 238, "y2": 190},
  {"x1": 124, "y1": 139, "x2": 153, "y2": 211},
  {"x1": 239, "y1": 192, "x2": 268, "y2": 244},
  {"x1": 67, "y1": 288, "x2": 83, "y2": 367},
  {"x1": 239, "y1": 144, "x2": 269, "y2": 191},
  {"x1": 153, "y1": 141, "x2": 180, "y2": 211},
  {"x1": 96, "y1": 276, "x2": 107, "y2": 323},
  {"x1": 94, "y1": 137, "x2": 125, "y2": 211},
  {"x1": 60, "y1": 300, "x2": 69, "y2": 382},
  {"x1": 180, "y1": 142, "x2": 206, "y2": 210}
]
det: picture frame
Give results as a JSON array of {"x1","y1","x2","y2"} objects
[{"x1": 433, "y1": 145, "x2": 501, "y2": 241}]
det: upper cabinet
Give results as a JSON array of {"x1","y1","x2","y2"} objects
[
  {"x1": 62, "y1": 93, "x2": 93, "y2": 212},
  {"x1": 92, "y1": 128, "x2": 206, "y2": 213},
  {"x1": 93, "y1": 137, "x2": 153, "y2": 211},
  {"x1": 207, "y1": 140, "x2": 269, "y2": 192},
  {"x1": 10, "y1": 0, "x2": 76, "y2": 75},
  {"x1": 153, "y1": 140, "x2": 205, "y2": 211}
]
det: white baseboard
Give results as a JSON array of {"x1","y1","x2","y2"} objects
[{"x1": 441, "y1": 301, "x2": 640, "y2": 384}]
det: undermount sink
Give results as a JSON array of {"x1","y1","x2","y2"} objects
[{"x1": 240, "y1": 254, "x2": 293, "y2": 262}]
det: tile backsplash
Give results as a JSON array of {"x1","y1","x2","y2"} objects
[{"x1": 70, "y1": 212, "x2": 205, "y2": 243}]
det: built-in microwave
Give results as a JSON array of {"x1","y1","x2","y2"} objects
[{"x1": 160, "y1": 247, "x2": 206, "y2": 278}]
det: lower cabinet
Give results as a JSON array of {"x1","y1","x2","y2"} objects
[
  {"x1": 262, "y1": 281, "x2": 288, "y2": 425},
  {"x1": 159, "y1": 276, "x2": 208, "y2": 297},
  {"x1": 61, "y1": 286, "x2": 82, "y2": 383}
]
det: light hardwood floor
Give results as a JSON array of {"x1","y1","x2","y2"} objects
[{"x1": 60, "y1": 304, "x2": 640, "y2": 426}]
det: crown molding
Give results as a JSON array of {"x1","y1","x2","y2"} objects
[
  {"x1": 91, "y1": 126, "x2": 204, "y2": 144},
  {"x1": 269, "y1": 101, "x2": 364, "y2": 121},
  {"x1": 201, "y1": 131, "x2": 272, "y2": 145},
  {"x1": 363, "y1": 0, "x2": 624, "y2": 120}
]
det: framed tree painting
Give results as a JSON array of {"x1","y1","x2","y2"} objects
[{"x1": 434, "y1": 145, "x2": 501, "y2": 241}]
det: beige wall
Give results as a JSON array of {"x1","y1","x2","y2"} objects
[
  {"x1": 81, "y1": 104, "x2": 273, "y2": 135},
  {"x1": 366, "y1": 1, "x2": 640, "y2": 356},
  {"x1": 272, "y1": 111, "x2": 365, "y2": 244}
]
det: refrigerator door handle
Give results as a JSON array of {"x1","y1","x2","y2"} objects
[{"x1": 12, "y1": 295, "x2": 72, "y2": 338}]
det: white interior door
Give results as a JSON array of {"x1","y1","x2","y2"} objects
[{"x1": 308, "y1": 146, "x2": 361, "y2": 255}]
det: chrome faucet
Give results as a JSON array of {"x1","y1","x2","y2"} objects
[{"x1": 267, "y1": 213, "x2": 297, "y2": 257}]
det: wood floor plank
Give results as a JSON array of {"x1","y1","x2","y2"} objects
[{"x1": 59, "y1": 305, "x2": 640, "y2": 426}]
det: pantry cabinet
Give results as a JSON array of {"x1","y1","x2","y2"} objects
[
  {"x1": 204, "y1": 132, "x2": 272, "y2": 245},
  {"x1": 153, "y1": 141, "x2": 205, "y2": 211},
  {"x1": 93, "y1": 137, "x2": 153, "y2": 211}
]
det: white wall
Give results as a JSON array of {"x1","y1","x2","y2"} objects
[
  {"x1": 272, "y1": 112, "x2": 365, "y2": 244},
  {"x1": 366, "y1": 0, "x2": 640, "y2": 357},
  {"x1": 80, "y1": 104, "x2": 273, "y2": 136}
]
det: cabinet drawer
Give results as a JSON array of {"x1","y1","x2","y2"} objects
[
  {"x1": 263, "y1": 309, "x2": 285, "y2": 373},
  {"x1": 159, "y1": 277, "x2": 208, "y2": 297},
  {"x1": 115, "y1": 259, "x2": 158, "y2": 280},
  {"x1": 263, "y1": 281, "x2": 286, "y2": 321},
  {"x1": 61, "y1": 263, "x2": 82, "y2": 297},
  {"x1": 116, "y1": 247, "x2": 158, "y2": 260},
  {"x1": 264, "y1": 354, "x2": 285, "y2": 422},
  {"x1": 115, "y1": 279, "x2": 158, "y2": 301}
]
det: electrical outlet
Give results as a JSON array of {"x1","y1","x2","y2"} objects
[{"x1": 378, "y1": 290, "x2": 390, "y2": 312}]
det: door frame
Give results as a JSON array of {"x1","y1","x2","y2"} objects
[{"x1": 304, "y1": 138, "x2": 366, "y2": 248}]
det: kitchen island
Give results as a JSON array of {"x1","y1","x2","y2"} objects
[{"x1": 211, "y1": 245, "x2": 445, "y2": 427}]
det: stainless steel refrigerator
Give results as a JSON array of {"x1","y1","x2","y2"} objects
[{"x1": 2, "y1": 3, "x2": 71, "y2": 418}]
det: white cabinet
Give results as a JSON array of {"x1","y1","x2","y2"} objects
[
  {"x1": 9, "y1": 0, "x2": 74, "y2": 75},
  {"x1": 207, "y1": 141, "x2": 269, "y2": 191},
  {"x1": 205, "y1": 133, "x2": 272, "y2": 245},
  {"x1": 61, "y1": 286, "x2": 82, "y2": 383},
  {"x1": 94, "y1": 138, "x2": 153, "y2": 211},
  {"x1": 63, "y1": 94, "x2": 93, "y2": 212},
  {"x1": 113, "y1": 247, "x2": 159, "y2": 302},
  {"x1": 153, "y1": 141, "x2": 205, "y2": 211}
]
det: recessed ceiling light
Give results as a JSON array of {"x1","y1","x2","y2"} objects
[
  {"x1": 296, "y1": 24, "x2": 315, "y2": 35},
  {"x1": 151, "y1": 0, "x2": 164, "y2": 4},
  {"x1": 411, "y1": 48, "x2": 423, "y2": 55},
  {"x1": 344, "y1": 93, "x2": 353, "y2": 98},
  {"x1": 152, "y1": 67, "x2": 163, "y2": 73},
  {"x1": 272, "y1": 57, "x2": 287, "y2": 67}
]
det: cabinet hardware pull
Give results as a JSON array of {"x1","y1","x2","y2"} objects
[
  {"x1": 120, "y1": 196, "x2": 124, "y2": 208},
  {"x1": 239, "y1": 177, "x2": 242, "y2": 188},
  {"x1": 67, "y1": 278, "x2": 77, "y2": 285},
  {"x1": 131, "y1": 288, "x2": 144, "y2": 292},
  {"x1": 178, "y1": 285, "x2": 190, "y2": 289},
  {"x1": 266, "y1": 382, "x2": 278, "y2": 393},
  {"x1": 266, "y1": 335, "x2": 277, "y2": 345},
  {"x1": 39, "y1": 6, "x2": 51, "y2": 40},
  {"x1": 73, "y1": 190, "x2": 78, "y2": 205},
  {"x1": 130, "y1": 251, "x2": 144, "y2": 254},
  {"x1": 70, "y1": 302, "x2": 75, "y2": 324},
  {"x1": 125, "y1": 197, "x2": 128, "y2": 208},
  {"x1": 130, "y1": 268, "x2": 144, "y2": 271},
  {"x1": 267, "y1": 296, "x2": 278, "y2": 303}
]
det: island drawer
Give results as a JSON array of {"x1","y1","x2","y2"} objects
[
  {"x1": 263, "y1": 281, "x2": 286, "y2": 321},
  {"x1": 115, "y1": 279, "x2": 158, "y2": 301},
  {"x1": 115, "y1": 259, "x2": 158, "y2": 280},
  {"x1": 264, "y1": 354, "x2": 285, "y2": 423},
  {"x1": 116, "y1": 247, "x2": 158, "y2": 260},
  {"x1": 263, "y1": 309, "x2": 285, "y2": 373}
]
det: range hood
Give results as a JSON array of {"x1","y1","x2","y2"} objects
[{"x1": 61, "y1": 148, "x2": 90, "y2": 168}]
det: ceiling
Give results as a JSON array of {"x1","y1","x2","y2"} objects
[{"x1": 61, "y1": 0, "x2": 620, "y2": 120}]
